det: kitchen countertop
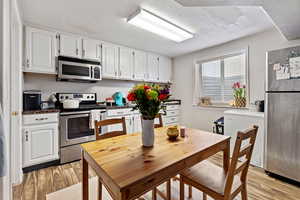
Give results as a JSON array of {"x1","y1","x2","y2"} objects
[
  {"x1": 105, "y1": 105, "x2": 135, "y2": 109},
  {"x1": 22, "y1": 102, "x2": 181, "y2": 114},
  {"x1": 224, "y1": 109, "x2": 264, "y2": 118},
  {"x1": 23, "y1": 109, "x2": 60, "y2": 115}
]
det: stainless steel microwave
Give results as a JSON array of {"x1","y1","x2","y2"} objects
[{"x1": 57, "y1": 56, "x2": 102, "y2": 81}]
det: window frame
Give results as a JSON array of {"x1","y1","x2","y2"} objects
[{"x1": 196, "y1": 49, "x2": 249, "y2": 107}]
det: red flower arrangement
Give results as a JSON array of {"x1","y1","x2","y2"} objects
[{"x1": 127, "y1": 84, "x2": 170, "y2": 120}]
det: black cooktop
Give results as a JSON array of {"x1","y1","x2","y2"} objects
[{"x1": 59, "y1": 104, "x2": 107, "y2": 112}]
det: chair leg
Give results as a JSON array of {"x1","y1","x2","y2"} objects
[
  {"x1": 152, "y1": 188, "x2": 157, "y2": 200},
  {"x1": 98, "y1": 178, "x2": 102, "y2": 200},
  {"x1": 241, "y1": 183, "x2": 248, "y2": 200},
  {"x1": 166, "y1": 180, "x2": 171, "y2": 200},
  {"x1": 180, "y1": 177, "x2": 184, "y2": 200},
  {"x1": 203, "y1": 193, "x2": 207, "y2": 200},
  {"x1": 188, "y1": 185, "x2": 192, "y2": 198}
]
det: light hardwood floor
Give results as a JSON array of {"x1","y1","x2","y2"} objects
[{"x1": 13, "y1": 154, "x2": 300, "y2": 200}]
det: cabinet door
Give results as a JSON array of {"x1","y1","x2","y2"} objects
[
  {"x1": 59, "y1": 33, "x2": 81, "y2": 58},
  {"x1": 25, "y1": 27, "x2": 57, "y2": 74},
  {"x1": 82, "y1": 38, "x2": 101, "y2": 60},
  {"x1": 133, "y1": 114, "x2": 142, "y2": 133},
  {"x1": 119, "y1": 46, "x2": 133, "y2": 80},
  {"x1": 23, "y1": 123, "x2": 59, "y2": 167},
  {"x1": 125, "y1": 115, "x2": 134, "y2": 134},
  {"x1": 147, "y1": 53, "x2": 159, "y2": 82},
  {"x1": 133, "y1": 50, "x2": 147, "y2": 81},
  {"x1": 102, "y1": 42, "x2": 119, "y2": 78},
  {"x1": 159, "y1": 56, "x2": 172, "y2": 83}
]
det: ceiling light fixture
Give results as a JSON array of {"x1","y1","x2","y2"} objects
[{"x1": 127, "y1": 8, "x2": 194, "y2": 43}]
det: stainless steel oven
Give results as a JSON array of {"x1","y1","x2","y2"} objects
[
  {"x1": 57, "y1": 56, "x2": 101, "y2": 81},
  {"x1": 60, "y1": 111, "x2": 96, "y2": 147},
  {"x1": 59, "y1": 109, "x2": 106, "y2": 163}
]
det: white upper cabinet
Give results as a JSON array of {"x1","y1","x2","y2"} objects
[
  {"x1": 119, "y1": 46, "x2": 133, "y2": 80},
  {"x1": 133, "y1": 50, "x2": 147, "y2": 81},
  {"x1": 82, "y1": 38, "x2": 101, "y2": 61},
  {"x1": 159, "y1": 56, "x2": 172, "y2": 83},
  {"x1": 147, "y1": 53, "x2": 159, "y2": 82},
  {"x1": 58, "y1": 33, "x2": 81, "y2": 58},
  {"x1": 25, "y1": 27, "x2": 57, "y2": 74},
  {"x1": 102, "y1": 42, "x2": 119, "y2": 78}
]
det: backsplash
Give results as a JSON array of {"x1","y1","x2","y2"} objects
[{"x1": 23, "y1": 73, "x2": 135, "y2": 102}]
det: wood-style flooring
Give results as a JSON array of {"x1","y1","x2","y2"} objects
[{"x1": 13, "y1": 154, "x2": 300, "y2": 200}]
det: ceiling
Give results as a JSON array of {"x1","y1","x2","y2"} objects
[
  {"x1": 175, "y1": 0, "x2": 300, "y2": 41},
  {"x1": 17, "y1": 0, "x2": 274, "y2": 57}
]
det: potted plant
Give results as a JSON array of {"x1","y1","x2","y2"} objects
[
  {"x1": 127, "y1": 84, "x2": 170, "y2": 147},
  {"x1": 232, "y1": 82, "x2": 246, "y2": 107}
]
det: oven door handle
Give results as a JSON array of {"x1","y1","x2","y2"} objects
[{"x1": 60, "y1": 113, "x2": 90, "y2": 119}]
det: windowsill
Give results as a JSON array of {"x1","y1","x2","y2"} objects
[{"x1": 194, "y1": 104, "x2": 249, "y2": 110}]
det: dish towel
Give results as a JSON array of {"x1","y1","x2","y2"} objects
[
  {"x1": 90, "y1": 110, "x2": 101, "y2": 130},
  {"x1": 0, "y1": 104, "x2": 6, "y2": 177}
]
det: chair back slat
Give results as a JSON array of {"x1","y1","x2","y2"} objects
[
  {"x1": 223, "y1": 125, "x2": 258, "y2": 198},
  {"x1": 234, "y1": 161, "x2": 248, "y2": 175},
  {"x1": 238, "y1": 144, "x2": 253, "y2": 158},
  {"x1": 94, "y1": 117, "x2": 126, "y2": 140},
  {"x1": 154, "y1": 114, "x2": 163, "y2": 128}
]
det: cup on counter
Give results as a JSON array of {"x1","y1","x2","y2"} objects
[{"x1": 180, "y1": 126, "x2": 186, "y2": 137}]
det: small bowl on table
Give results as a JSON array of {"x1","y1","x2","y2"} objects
[{"x1": 167, "y1": 125, "x2": 179, "y2": 141}]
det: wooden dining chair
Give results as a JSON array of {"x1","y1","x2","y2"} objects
[
  {"x1": 151, "y1": 113, "x2": 173, "y2": 200},
  {"x1": 94, "y1": 117, "x2": 126, "y2": 140},
  {"x1": 154, "y1": 113, "x2": 163, "y2": 128},
  {"x1": 94, "y1": 117, "x2": 127, "y2": 200},
  {"x1": 94, "y1": 117, "x2": 127, "y2": 140},
  {"x1": 180, "y1": 125, "x2": 258, "y2": 200}
]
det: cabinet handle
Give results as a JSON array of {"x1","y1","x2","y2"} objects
[
  {"x1": 26, "y1": 59, "x2": 29, "y2": 68},
  {"x1": 82, "y1": 49, "x2": 85, "y2": 57},
  {"x1": 119, "y1": 70, "x2": 122, "y2": 76},
  {"x1": 115, "y1": 71, "x2": 117, "y2": 77},
  {"x1": 35, "y1": 117, "x2": 48, "y2": 121},
  {"x1": 76, "y1": 49, "x2": 79, "y2": 56},
  {"x1": 25, "y1": 131, "x2": 28, "y2": 141}
]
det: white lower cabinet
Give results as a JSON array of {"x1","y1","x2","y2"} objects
[
  {"x1": 161, "y1": 105, "x2": 181, "y2": 126},
  {"x1": 22, "y1": 113, "x2": 59, "y2": 167},
  {"x1": 133, "y1": 113, "x2": 142, "y2": 133},
  {"x1": 224, "y1": 110, "x2": 264, "y2": 168},
  {"x1": 23, "y1": 123, "x2": 59, "y2": 167}
]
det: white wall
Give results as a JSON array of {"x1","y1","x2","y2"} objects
[
  {"x1": 24, "y1": 74, "x2": 136, "y2": 102},
  {"x1": 172, "y1": 28, "x2": 300, "y2": 131},
  {"x1": 0, "y1": 0, "x2": 12, "y2": 199}
]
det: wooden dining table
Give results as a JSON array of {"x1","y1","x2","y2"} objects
[{"x1": 80, "y1": 127, "x2": 230, "y2": 200}]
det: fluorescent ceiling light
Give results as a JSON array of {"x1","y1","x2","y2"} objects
[{"x1": 127, "y1": 8, "x2": 194, "y2": 43}]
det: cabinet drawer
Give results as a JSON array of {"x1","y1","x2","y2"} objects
[
  {"x1": 166, "y1": 105, "x2": 180, "y2": 111},
  {"x1": 23, "y1": 113, "x2": 58, "y2": 125},
  {"x1": 106, "y1": 108, "x2": 132, "y2": 117},
  {"x1": 163, "y1": 116, "x2": 179, "y2": 124},
  {"x1": 165, "y1": 110, "x2": 179, "y2": 117}
]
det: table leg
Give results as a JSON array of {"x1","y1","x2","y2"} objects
[
  {"x1": 82, "y1": 151, "x2": 89, "y2": 200},
  {"x1": 98, "y1": 178, "x2": 102, "y2": 200},
  {"x1": 152, "y1": 188, "x2": 157, "y2": 200},
  {"x1": 166, "y1": 180, "x2": 171, "y2": 200},
  {"x1": 223, "y1": 140, "x2": 230, "y2": 172}
]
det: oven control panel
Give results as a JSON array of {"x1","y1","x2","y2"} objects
[{"x1": 57, "y1": 93, "x2": 96, "y2": 102}]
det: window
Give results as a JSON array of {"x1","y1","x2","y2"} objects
[{"x1": 197, "y1": 51, "x2": 247, "y2": 106}]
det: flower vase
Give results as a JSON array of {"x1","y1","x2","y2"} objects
[
  {"x1": 235, "y1": 97, "x2": 246, "y2": 107},
  {"x1": 141, "y1": 118, "x2": 154, "y2": 147}
]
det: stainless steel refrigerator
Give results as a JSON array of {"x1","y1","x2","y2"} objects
[{"x1": 265, "y1": 46, "x2": 300, "y2": 182}]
